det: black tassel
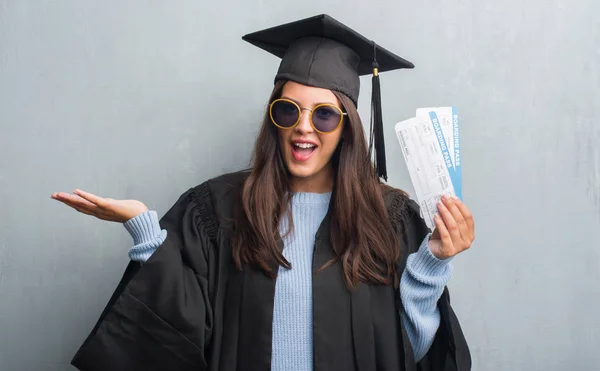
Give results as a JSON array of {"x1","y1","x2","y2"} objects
[{"x1": 369, "y1": 46, "x2": 387, "y2": 181}]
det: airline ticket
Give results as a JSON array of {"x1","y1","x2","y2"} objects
[
  {"x1": 394, "y1": 107, "x2": 461, "y2": 229},
  {"x1": 416, "y1": 107, "x2": 462, "y2": 199}
]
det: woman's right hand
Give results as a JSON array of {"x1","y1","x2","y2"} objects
[{"x1": 51, "y1": 189, "x2": 148, "y2": 223}]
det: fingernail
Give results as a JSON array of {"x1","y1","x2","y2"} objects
[{"x1": 441, "y1": 195, "x2": 448, "y2": 201}]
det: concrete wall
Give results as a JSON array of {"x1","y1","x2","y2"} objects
[{"x1": 1, "y1": 1, "x2": 599, "y2": 370}]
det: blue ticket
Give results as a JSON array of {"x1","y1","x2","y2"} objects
[
  {"x1": 416, "y1": 107, "x2": 462, "y2": 200},
  {"x1": 451, "y1": 107, "x2": 462, "y2": 199}
]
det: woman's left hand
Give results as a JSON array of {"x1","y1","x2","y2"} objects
[{"x1": 428, "y1": 195, "x2": 475, "y2": 260}]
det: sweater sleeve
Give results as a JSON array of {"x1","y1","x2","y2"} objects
[
  {"x1": 400, "y1": 232, "x2": 453, "y2": 362},
  {"x1": 123, "y1": 210, "x2": 167, "y2": 262}
]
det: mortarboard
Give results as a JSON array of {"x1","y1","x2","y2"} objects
[{"x1": 242, "y1": 14, "x2": 414, "y2": 181}]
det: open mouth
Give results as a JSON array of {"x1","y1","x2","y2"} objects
[{"x1": 291, "y1": 141, "x2": 317, "y2": 161}]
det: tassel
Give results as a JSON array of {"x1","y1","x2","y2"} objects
[{"x1": 369, "y1": 44, "x2": 387, "y2": 181}]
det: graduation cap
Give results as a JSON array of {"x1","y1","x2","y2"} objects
[{"x1": 242, "y1": 14, "x2": 414, "y2": 181}]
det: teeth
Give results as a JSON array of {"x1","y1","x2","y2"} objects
[{"x1": 294, "y1": 142, "x2": 316, "y2": 149}]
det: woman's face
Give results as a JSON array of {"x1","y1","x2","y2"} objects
[{"x1": 276, "y1": 81, "x2": 344, "y2": 191}]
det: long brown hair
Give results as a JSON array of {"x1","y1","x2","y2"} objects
[{"x1": 232, "y1": 80, "x2": 402, "y2": 289}]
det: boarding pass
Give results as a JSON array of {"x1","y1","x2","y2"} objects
[{"x1": 394, "y1": 107, "x2": 462, "y2": 229}]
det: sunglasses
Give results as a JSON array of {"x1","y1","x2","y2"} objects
[{"x1": 269, "y1": 98, "x2": 347, "y2": 134}]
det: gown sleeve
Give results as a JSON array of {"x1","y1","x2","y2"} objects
[
  {"x1": 71, "y1": 183, "x2": 217, "y2": 371},
  {"x1": 389, "y1": 192, "x2": 472, "y2": 371}
]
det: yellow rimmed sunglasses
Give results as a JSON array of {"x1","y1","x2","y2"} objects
[{"x1": 269, "y1": 98, "x2": 347, "y2": 134}]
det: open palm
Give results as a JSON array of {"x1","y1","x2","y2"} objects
[{"x1": 50, "y1": 189, "x2": 148, "y2": 223}]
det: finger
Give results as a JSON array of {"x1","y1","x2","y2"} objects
[
  {"x1": 453, "y1": 197, "x2": 475, "y2": 241},
  {"x1": 437, "y1": 200, "x2": 461, "y2": 242},
  {"x1": 73, "y1": 189, "x2": 108, "y2": 208},
  {"x1": 54, "y1": 193, "x2": 111, "y2": 218},
  {"x1": 442, "y1": 196, "x2": 468, "y2": 239},
  {"x1": 60, "y1": 197, "x2": 97, "y2": 214},
  {"x1": 71, "y1": 204, "x2": 95, "y2": 216},
  {"x1": 434, "y1": 214, "x2": 452, "y2": 247},
  {"x1": 68, "y1": 199, "x2": 116, "y2": 220},
  {"x1": 53, "y1": 192, "x2": 98, "y2": 210},
  {"x1": 58, "y1": 198, "x2": 96, "y2": 216},
  {"x1": 430, "y1": 227, "x2": 440, "y2": 240},
  {"x1": 51, "y1": 191, "x2": 75, "y2": 200},
  {"x1": 51, "y1": 192, "x2": 121, "y2": 222}
]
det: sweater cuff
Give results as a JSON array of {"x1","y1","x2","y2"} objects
[
  {"x1": 407, "y1": 233, "x2": 453, "y2": 280},
  {"x1": 123, "y1": 210, "x2": 162, "y2": 246}
]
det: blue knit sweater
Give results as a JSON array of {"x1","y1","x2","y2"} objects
[{"x1": 123, "y1": 192, "x2": 452, "y2": 369}]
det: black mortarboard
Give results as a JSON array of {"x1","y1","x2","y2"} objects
[{"x1": 242, "y1": 14, "x2": 414, "y2": 181}]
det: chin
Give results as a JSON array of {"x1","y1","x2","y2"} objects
[{"x1": 286, "y1": 162, "x2": 319, "y2": 179}]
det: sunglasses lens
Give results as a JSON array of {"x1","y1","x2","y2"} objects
[
  {"x1": 271, "y1": 100, "x2": 299, "y2": 128},
  {"x1": 312, "y1": 106, "x2": 342, "y2": 132}
]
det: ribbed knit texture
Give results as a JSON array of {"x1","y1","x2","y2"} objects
[
  {"x1": 124, "y1": 210, "x2": 167, "y2": 262},
  {"x1": 125, "y1": 196, "x2": 452, "y2": 366},
  {"x1": 400, "y1": 235, "x2": 452, "y2": 361},
  {"x1": 271, "y1": 192, "x2": 331, "y2": 371}
]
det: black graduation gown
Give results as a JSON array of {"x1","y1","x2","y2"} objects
[{"x1": 71, "y1": 170, "x2": 471, "y2": 371}]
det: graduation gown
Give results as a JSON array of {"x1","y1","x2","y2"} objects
[{"x1": 71, "y1": 170, "x2": 471, "y2": 371}]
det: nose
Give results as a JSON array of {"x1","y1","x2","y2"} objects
[{"x1": 294, "y1": 108, "x2": 314, "y2": 134}]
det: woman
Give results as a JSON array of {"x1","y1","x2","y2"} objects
[{"x1": 52, "y1": 14, "x2": 474, "y2": 371}]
